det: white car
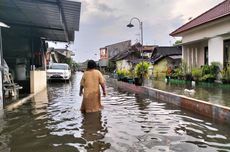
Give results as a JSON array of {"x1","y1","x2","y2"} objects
[{"x1": 47, "y1": 63, "x2": 71, "y2": 80}]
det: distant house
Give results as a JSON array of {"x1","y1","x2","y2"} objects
[
  {"x1": 150, "y1": 46, "x2": 182, "y2": 78},
  {"x1": 142, "y1": 45, "x2": 157, "y2": 59},
  {"x1": 170, "y1": 0, "x2": 230, "y2": 69},
  {"x1": 46, "y1": 48, "x2": 74, "y2": 65},
  {"x1": 110, "y1": 47, "x2": 141, "y2": 72},
  {"x1": 99, "y1": 40, "x2": 131, "y2": 68}
]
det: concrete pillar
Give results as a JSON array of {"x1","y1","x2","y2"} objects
[
  {"x1": 191, "y1": 48, "x2": 194, "y2": 67},
  {"x1": 195, "y1": 48, "x2": 198, "y2": 67},
  {"x1": 208, "y1": 36, "x2": 224, "y2": 65},
  {"x1": 187, "y1": 47, "x2": 190, "y2": 67},
  {"x1": 182, "y1": 45, "x2": 186, "y2": 61}
]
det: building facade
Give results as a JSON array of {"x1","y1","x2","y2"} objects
[
  {"x1": 99, "y1": 40, "x2": 131, "y2": 68},
  {"x1": 170, "y1": 0, "x2": 230, "y2": 69}
]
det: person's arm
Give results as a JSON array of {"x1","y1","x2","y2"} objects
[
  {"x1": 79, "y1": 85, "x2": 83, "y2": 96},
  {"x1": 100, "y1": 83, "x2": 106, "y2": 97},
  {"x1": 79, "y1": 74, "x2": 85, "y2": 96},
  {"x1": 98, "y1": 71, "x2": 106, "y2": 96}
]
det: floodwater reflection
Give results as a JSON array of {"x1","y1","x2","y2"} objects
[
  {"x1": 81, "y1": 112, "x2": 110, "y2": 151},
  {"x1": 0, "y1": 73, "x2": 229, "y2": 152},
  {"x1": 145, "y1": 79, "x2": 230, "y2": 106}
]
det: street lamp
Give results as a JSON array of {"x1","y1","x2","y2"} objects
[
  {"x1": 127, "y1": 17, "x2": 143, "y2": 50},
  {"x1": 127, "y1": 17, "x2": 144, "y2": 85}
]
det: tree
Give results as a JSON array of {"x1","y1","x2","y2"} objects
[{"x1": 173, "y1": 40, "x2": 182, "y2": 46}]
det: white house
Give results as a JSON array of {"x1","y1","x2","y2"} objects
[{"x1": 170, "y1": 0, "x2": 230, "y2": 69}]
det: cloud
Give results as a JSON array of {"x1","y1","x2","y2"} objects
[{"x1": 73, "y1": 0, "x2": 224, "y2": 62}]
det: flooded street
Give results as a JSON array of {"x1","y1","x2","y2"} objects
[{"x1": 0, "y1": 72, "x2": 230, "y2": 152}]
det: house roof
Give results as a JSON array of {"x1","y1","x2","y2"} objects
[
  {"x1": 0, "y1": 0, "x2": 81, "y2": 42},
  {"x1": 110, "y1": 49, "x2": 135, "y2": 61},
  {"x1": 105, "y1": 40, "x2": 131, "y2": 47},
  {"x1": 150, "y1": 46, "x2": 182, "y2": 63},
  {"x1": 170, "y1": 0, "x2": 230, "y2": 36}
]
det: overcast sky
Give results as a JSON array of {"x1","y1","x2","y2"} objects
[{"x1": 49, "y1": 0, "x2": 224, "y2": 62}]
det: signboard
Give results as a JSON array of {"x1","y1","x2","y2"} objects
[{"x1": 100, "y1": 48, "x2": 108, "y2": 59}]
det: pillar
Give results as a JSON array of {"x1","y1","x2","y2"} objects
[
  {"x1": 0, "y1": 28, "x2": 3, "y2": 110},
  {"x1": 208, "y1": 36, "x2": 224, "y2": 66}
]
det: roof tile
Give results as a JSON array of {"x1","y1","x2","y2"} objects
[{"x1": 170, "y1": 0, "x2": 230, "y2": 36}]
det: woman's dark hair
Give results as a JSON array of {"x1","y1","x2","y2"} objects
[{"x1": 87, "y1": 60, "x2": 97, "y2": 69}]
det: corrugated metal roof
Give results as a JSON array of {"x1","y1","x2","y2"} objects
[
  {"x1": 0, "y1": 0, "x2": 81, "y2": 42},
  {"x1": 170, "y1": 0, "x2": 230, "y2": 36}
]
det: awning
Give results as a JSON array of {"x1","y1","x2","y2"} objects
[{"x1": 0, "y1": 0, "x2": 81, "y2": 42}]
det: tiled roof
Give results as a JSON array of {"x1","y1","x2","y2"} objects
[
  {"x1": 170, "y1": 0, "x2": 230, "y2": 36},
  {"x1": 150, "y1": 46, "x2": 182, "y2": 63}
]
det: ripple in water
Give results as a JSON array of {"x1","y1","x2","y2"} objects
[{"x1": 0, "y1": 73, "x2": 229, "y2": 152}]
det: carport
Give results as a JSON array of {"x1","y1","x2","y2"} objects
[{"x1": 0, "y1": 0, "x2": 81, "y2": 106}]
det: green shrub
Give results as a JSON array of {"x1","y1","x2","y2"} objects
[
  {"x1": 134, "y1": 61, "x2": 150, "y2": 78},
  {"x1": 200, "y1": 62, "x2": 220, "y2": 82},
  {"x1": 116, "y1": 69, "x2": 130, "y2": 77},
  {"x1": 222, "y1": 66, "x2": 230, "y2": 83},
  {"x1": 191, "y1": 68, "x2": 202, "y2": 81}
]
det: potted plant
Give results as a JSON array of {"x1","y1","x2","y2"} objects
[
  {"x1": 134, "y1": 61, "x2": 150, "y2": 86},
  {"x1": 200, "y1": 62, "x2": 220, "y2": 83}
]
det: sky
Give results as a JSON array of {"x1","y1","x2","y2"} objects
[{"x1": 49, "y1": 0, "x2": 224, "y2": 62}]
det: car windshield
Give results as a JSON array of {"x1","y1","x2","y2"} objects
[{"x1": 50, "y1": 64, "x2": 68, "y2": 70}]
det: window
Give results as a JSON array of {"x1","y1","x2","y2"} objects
[
  {"x1": 204, "y1": 47, "x2": 208, "y2": 65},
  {"x1": 224, "y1": 40, "x2": 230, "y2": 68}
]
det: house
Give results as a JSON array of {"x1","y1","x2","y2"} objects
[
  {"x1": 0, "y1": 0, "x2": 81, "y2": 106},
  {"x1": 150, "y1": 46, "x2": 182, "y2": 78},
  {"x1": 46, "y1": 48, "x2": 75, "y2": 65},
  {"x1": 142, "y1": 45, "x2": 157, "y2": 59},
  {"x1": 99, "y1": 40, "x2": 131, "y2": 69},
  {"x1": 170, "y1": 0, "x2": 230, "y2": 69},
  {"x1": 110, "y1": 44, "x2": 141, "y2": 72}
]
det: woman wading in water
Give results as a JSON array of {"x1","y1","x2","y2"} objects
[{"x1": 79, "y1": 60, "x2": 106, "y2": 113}]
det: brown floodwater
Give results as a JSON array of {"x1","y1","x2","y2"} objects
[
  {"x1": 0, "y1": 72, "x2": 229, "y2": 152},
  {"x1": 144, "y1": 79, "x2": 230, "y2": 107}
]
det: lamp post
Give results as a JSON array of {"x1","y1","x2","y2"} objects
[
  {"x1": 127, "y1": 17, "x2": 144, "y2": 85},
  {"x1": 127, "y1": 17, "x2": 143, "y2": 56}
]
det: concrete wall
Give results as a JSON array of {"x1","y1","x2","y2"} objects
[
  {"x1": 108, "y1": 78, "x2": 230, "y2": 125},
  {"x1": 116, "y1": 60, "x2": 132, "y2": 71},
  {"x1": 30, "y1": 71, "x2": 47, "y2": 93},
  {"x1": 99, "y1": 59, "x2": 108, "y2": 67},
  {"x1": 107, "y1": 40, "x2": 131, "y2": 58},
  {"x1": 182, "y1": 17, "x2": 230, "y2": 43},
  {"x1": 153, "y1": 59, "x2": 168, "y2": 79}
]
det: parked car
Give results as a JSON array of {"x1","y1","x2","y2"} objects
[{"x1": 47, "y1": 63, "x2": 71, "y2": 80}]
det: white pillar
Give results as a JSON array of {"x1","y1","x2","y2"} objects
[
  {"x1": 191, "y1": 48, "x2": 194, "y2": 67},
  {"x1": 195, "y1": 48, "x2": 198, "y2": 67},
  {"x1": 187, "y1": 47, "x2": 190, "y2": 66},
  {"x1": 208, "y1": 36, "x2": 224, "y2": 65}
]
